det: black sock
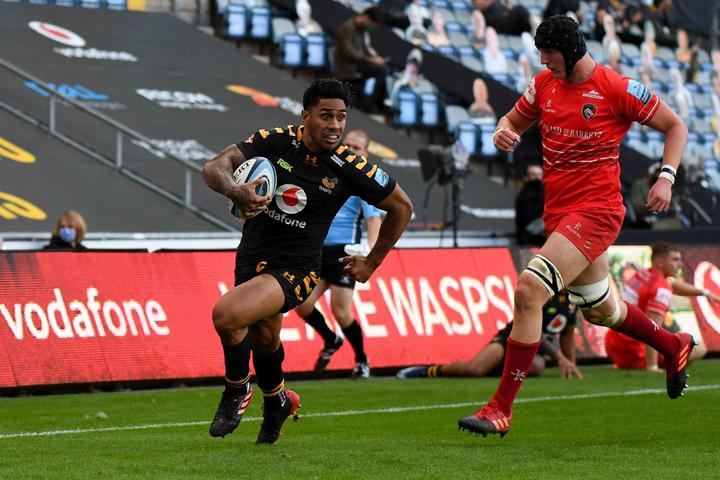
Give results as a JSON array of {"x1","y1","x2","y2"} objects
[
  {"x1": 341, "y1": 320, "x2": 367, "y2": 363},
  {"x1": 302, "y1": 308, "x2": 337, "y2": 345},
  {"x1": 253, "y1": 344, "x2": 286, "y2": 410},
  {"x1": 222, "y1": 333, "x2": 252, "y2": 394}
]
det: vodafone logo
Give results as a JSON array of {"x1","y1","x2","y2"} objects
[
  {"x1": 29, "y1": 21, "x2": 86, "y2": 47},
  {"x1": 275, "y1": 184, "x2": 307, "y2": 214},
  {"x1": 546, "y1": 314, "x2": 567, "y2": 333},
  {"x1": 694, "y1": 261, "x2": 720, "y2": 334}
]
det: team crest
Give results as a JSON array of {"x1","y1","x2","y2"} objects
[{"x1": 582, "y1": 103, "x2": 596, "y2": 120}]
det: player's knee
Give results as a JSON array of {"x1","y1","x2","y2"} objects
[
  {"x1": 582, "y1": 302, "x2": 622, "y2": 328},
  {"x1": 524, "y1": 254, "x2": 565, "y2": 298},
  {"x1": 515, "y1": 274, "x2": 551, "y2": 314},
  {"x1": 211, "y1": 298, "x2": 251, "y2": 332},
  {"x1": 250, "y1": 324, "x2": 279, "y2": 354},
  {"x1": 567, "y1": 278, "x2": 621, "y2": 328}
]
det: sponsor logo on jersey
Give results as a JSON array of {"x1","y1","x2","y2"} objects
[
  {"x1": 543, "y1": 99, "x2": 556, "y2": 113},
  {"x1": 304, "y1": 154, "x2": 318, "y2": 166},
  {"x1": 330, "y1": 154, "x2": 345, "y2": 167},
  {"x1": 546, "y1": 314, "x2": 568, "y2": 333},
  {"x1": 53, "y1": 47, "x2": 138, "y2": 62},
  {"x1": 627, "y1": 79, "x2": 651, "y2": 104},
  {"x1": 275, "y1": 184, "x2": 307, "y2": 215},
  {"x1": 28, "y1": 21, "x2": 86, "y2": 47},
  {"x1": 523, "y1": 78, "x2": 536, "y2": 105},
  {"x1": 566, "y1": 221, "x2": 582, "y2": 239},
  {"x1": 277, "y1": 158, "x2": 293, "y2": 172},
  {"x1": 582, "y1": 103, "x2": 597, "y2": 120},
  {"x1": 582, "y1": 89, "x2": 604, "y2": 100},
  {"x1": 136, "y1": 89, "x2": 227, "y2": 112},
  {"x1": 373, "y1": 168, "x2": 390, "y2": 187},
  {"x1": 256, "y1": 261, "x2": 267, "y2": 273},
  {"x1": 319, "y1": 177, "x2": 337, "y2": 194}
]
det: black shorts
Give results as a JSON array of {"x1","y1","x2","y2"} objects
[
  {"x1": 320, "y1": 245, "x2": 356, "y2": 289},
  {"x1": 490, "y1": 323, "x2": 513, "y2": 346},
  {"x1": 235, "y1": 257, "x2": 320, "y2": 314}
]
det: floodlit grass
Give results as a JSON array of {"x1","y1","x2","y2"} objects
[{"x1": 1, "y1": 360, "x2": 718, "y2": 479}]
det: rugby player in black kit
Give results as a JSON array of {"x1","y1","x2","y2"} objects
[{"x1": 202, "y1": 79, "x2": 413, "y2": 445}]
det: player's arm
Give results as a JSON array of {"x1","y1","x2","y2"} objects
[
  {"x1": 669, "y1": 277, "x2": 720, "y2": 305},
  {"x1": 202, "y1": 144, "x2": 271, "y2": 218},
  {"x1": 493, "y1": 108, "x2": 535, "y2": 152},
  {"x1": 643, "y1": 101, "x2": 688, "y2": 213},
  {"x1": 341, "y1": 184, "x2": 412, "y2": 283},
  {"x1": 559, "y1": 325, "x2": 583, "y2": 379}
]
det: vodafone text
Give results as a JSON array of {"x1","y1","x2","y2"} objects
[{"x1": 1, "y1": 288, "x2": 169, "y2": 340}]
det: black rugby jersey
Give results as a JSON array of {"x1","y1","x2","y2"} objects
[{"x1": 235, "y1": 125, "x2": 396, "y2": 268}]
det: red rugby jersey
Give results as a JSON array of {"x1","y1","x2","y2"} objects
[
  {"x1": 514, "y1": 65, "x2": 660, "y2": 217},
  {"x1": 621, "y1": 267, "x2": 673, "y2": 317}
]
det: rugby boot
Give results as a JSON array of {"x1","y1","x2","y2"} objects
[
  {"x1": 209, "y1": 384, "x2": 254, "y2": 437},
  {"x1": 666, "y1": 332, "x2": 695, "y2": 399},
  {"x1": 458, "y1": 400, "x2": 511, "y2": 438},
  {"x1": 351, "y1": 361, "x2": 371, "y2": 379},
  {"x1": 256, "y1": 389, "x2": 301, "y2": 445},
  {"x1": 313, "y1": 336, "x2": 344, "y2": 373},
  {"x1": 396, "y1": 366, "x2": 428, "y2": 379}
]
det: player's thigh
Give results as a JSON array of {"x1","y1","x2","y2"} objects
[
  {"x1": 329, "y1": 284, "x2": 354, "y2": 326},
  {"x1": 535, "y1": 231, "x2": 592, "y2": 286},
  {"x1": 294, "y1": 279, "x2": 330, "y2": 317},
  {"x1": 212, "y1": 275, "x2": 285, "y2": 330}
]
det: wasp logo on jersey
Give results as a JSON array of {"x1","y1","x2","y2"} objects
[{"x1": 319, "y1": 177, "x2": 337, "y2": 194}]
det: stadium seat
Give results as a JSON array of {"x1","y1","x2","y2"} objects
[
  {"x1": 460, "y1": 55, "x2": 483, "y2": 72},
  {"x1": 457, "y1": 121, "x2": 480, "y2": 155},
  {"x1": 437, "y1": 45, "x2": 460, "y2": 61},
  {"x1": 395, "y1": 89, "x2": 421, "y2": 126},
  {"x1": 80, "y1": 0, "x2": 101, "y2": 8},
  {"x1": 272, "y1": 17, "x2": 295, "y2": 45},
  {"x1": 304, "y1": 33, "x2": 327, "y2": 69},
  {"x1": 279, "y1": 33, "x2": 304, "y2": 68},
  {"x1": 106, "y1": 0, "x2": 125, "y2": 9},
  {"x1": 227, "y1": 5, "x2": 248, "y2": 39},
  {"x1": 249, "y1": 6, "x2": 271, "y2": 40},
  {"x1": 445, "y1": 105, "x2": 470, "y2": 133},
  {"x1": 420, "y1": 93, "x2": 441, "y2": 128},
  {"x1": 55, "y1": 0, "x2": 77, "y2": 6}
]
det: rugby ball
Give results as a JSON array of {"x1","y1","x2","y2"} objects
[{"x1": 226, "y1": 157, "x2": 277, "y2": 219}]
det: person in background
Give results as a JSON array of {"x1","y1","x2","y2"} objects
[
  {"x1": 605, "y1": 241, "x2": 718, "y2": 370},
  {"x1": 295, "y1": 129, "x2": 381, "y2": 379},
  {"x1": 472, "y1": 0, "x2": 531, "y2": 36},
  {"x1": 469, "y1": 77, "x2": 496, "y2": 121},
  {"x1": 398, "y1": 291, "x2": 581, "y2": 380},
  {"x1": 44, "y1": 210, "x2": 88, "y2": 251},
  {"x1": 514, "y1": 163, "x2": 545, "y2": 246}
]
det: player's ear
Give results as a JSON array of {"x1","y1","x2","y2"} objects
[{"x1": 301, "y1": 109, "x2": 310, "y2": 124}]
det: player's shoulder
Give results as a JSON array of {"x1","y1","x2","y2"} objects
[
  {"x1": 533, "y1": 69, "x2": 555, "y2": 89},
  {"x1": 253, "y1": 124, "x2": 303, "y2": 141}
]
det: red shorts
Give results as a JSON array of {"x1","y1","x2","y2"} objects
[
  {"x1": 605, "y1": 329, "x2": 645, "y2": 370},
  {"x1": 544, "y1": 209, "x2": 625, "y2": 263}
]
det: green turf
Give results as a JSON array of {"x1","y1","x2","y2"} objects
[{"x1": 1, "y1": 360, "x2": 718, "y2": 479}]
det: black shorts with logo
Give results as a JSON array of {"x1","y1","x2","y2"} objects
[
  {"x1": 320, "y1": 245, "x2": 356, "y2": 289},
  {"x1": 234, "y1": 256, "x2": 320, "y2": 314}
]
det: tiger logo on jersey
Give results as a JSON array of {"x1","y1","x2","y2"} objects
[{"x1": 582, "y1": 103, "x2": 597, "y2": 120}]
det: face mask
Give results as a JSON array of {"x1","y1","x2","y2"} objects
[{"x1": 59, "y1": 227, "x2": 77, "y2": 243}]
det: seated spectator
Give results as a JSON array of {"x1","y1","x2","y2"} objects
[
  {"x1": 602, "y1": 13, "x2": 622, "y2": 73},
  {"x1": 515, "y1": 54, "x2": 533, "y2": 93},
  {"x1": 426, "y1": 9, "x2": 450, "y2": 47},
  {"x1": 594, "y1": 0, "x2": 626, "y2": 41},
  {"x1": 711, "y1": 72, "x2": 720, "y2": 132},
  {"x1": 675, "y1": 28, "x2": 693, "y2": 65},
  {"x1": 44, "y1": 210, "x2": 88, "y2": 251},
  {"x1": 520, "y1": 31, "x2": 542, "y2": 75},
  {"x1": 644, "y1": 0, "x2": 677, "y2": 49},
  {"x1": 468, "y1": 77, "x2": 496, "y2": 122},
  {"x1": 334, "y1": 7, "x2": 388, "y2": 113},
  {"x1": 405, "y1": 7, "x2": 429, "y2": 45},
  {"x1": 480, "y1": 27, "x2": 507, "y2": 75},
  {"x1": 671, "y1": 68, "x2": 693, "y2": 121},
  {"x1": 470, "y1": 9, "x2": 486, "y2": 48},
  {"x1": 295, "y1": 0, "x2": 322, "y2": 37},
  {"x1": 405, "y1": 0, "x2": 431, "y2": 27},
  {"x1": 377, "y1": 0, "x2": 411, "y2": 30},
  {"x1": 514, "y1": 163, "x2": 545, "y2": 246},
  {"x1": 472, "y1": 0, "x2": 530, "y2": 36},
  {"x1": 544, "y1": 0, "x2": 582, "y2": 22},
  {"x1": 618, "y1": 2, "x2": 644, "y2": 46},
  {"x1": 389, "y1": 48, "x2": 423, "y2": 106}
]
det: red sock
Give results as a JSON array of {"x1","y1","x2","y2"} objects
[
  {"x1": 492, "y1": 337, "x2": 540, "y2": 416},
  {"x1": 616, "y1": 303, "x2": 679, "y2": 358}
]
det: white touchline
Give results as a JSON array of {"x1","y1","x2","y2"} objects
[{"x1": 1, "y1": 384, "x2": 718, "y2": 440}]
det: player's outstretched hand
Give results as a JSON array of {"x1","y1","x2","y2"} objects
[
  {"x1": 339, "y1": 255, "x2": 377, "y2": 283},
  {"x1": 646, "y1": 177, "x2": 672, "y2": 213},
  {"x1": 559, "y1": 357, "x2": 583, "y2": 379},
  {"x1": 229, "y1": 177, "x2": 272, "y2": 218}
]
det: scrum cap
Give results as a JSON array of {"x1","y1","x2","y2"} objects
[{"x1": 534, "y1": 15, "x2": 586, "y2": 78}]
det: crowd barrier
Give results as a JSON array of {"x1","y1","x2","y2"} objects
[{"x1": 1, "y1": 246, "x2": 719, "y2": 388}]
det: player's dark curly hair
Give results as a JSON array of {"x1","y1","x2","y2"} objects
[{"x1": 303, "y1": 78, "x2": 354, "y2": 110}]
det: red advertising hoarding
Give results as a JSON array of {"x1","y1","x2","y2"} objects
[{"x1": 0, "y1": 249, "x2": 516, "y2": 388}]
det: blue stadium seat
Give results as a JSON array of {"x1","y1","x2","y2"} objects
[
  {"x1": 227, "y1": 5, "x2": 248, "y2": 39},
  {"x1": 279, "y1": 33, "x2": 304, "y2": 68},
  {"x1": 420, "y1": 93, "x2": 441, "y2": 128},
  {"x1": 55, "y1": 0, "x2": 77, "y2": 6},
  {"x1": 437, "y1": 45, "x2": 459, "y2": 61},
  {"x1": 396, "y1": 89, "x2": 420, "y2": 126},
  {"x1": 457, "y1": 121, "x2": 480, "y2": 155},
  {"x1": 478, "y1": 123, "x2": 500, "y2": 157},
  {"x1": 81, "y1": 0, "x2": 102, "y2": 7},
  {"x1": 28, "y1": 0, "x2": 51, "y2": 4},
  {"x1": 445, "y1": 105, "x2": 470, "y2": 133},
  {"x1": 106, "y1": 0, "x2": 125, "y2": 9},
  {"x1": 249, "y1": 6, "x2": 271, "y2": 40},
  {"x1": 305, "y1": 33, "x2": 327, "y2": 69}
]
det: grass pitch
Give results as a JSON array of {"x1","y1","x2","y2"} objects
[{"x1": 1, "y1": 360, "x2": 718, "y2": 480}]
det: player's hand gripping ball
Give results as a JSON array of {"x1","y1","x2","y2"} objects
[{"x1": 227, "y1": 157, "x2": 277, "y2": 219}]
